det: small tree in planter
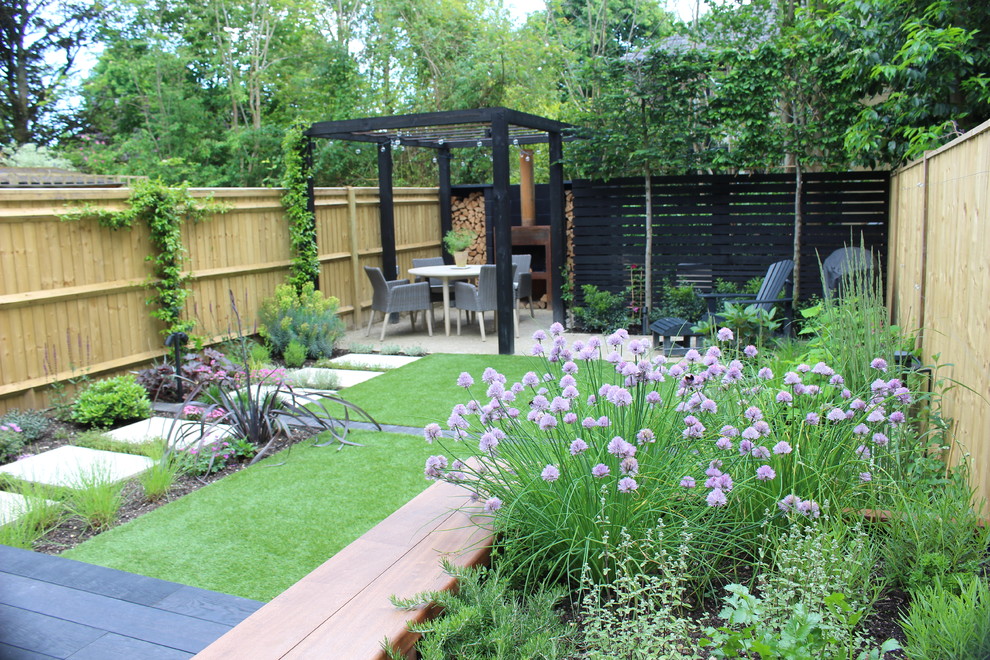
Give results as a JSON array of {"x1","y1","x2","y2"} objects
[{"x1": 443, "y1": 229, "x2": 476, "y2": 266}]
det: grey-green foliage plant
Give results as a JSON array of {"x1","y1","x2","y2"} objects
[
  {"x1": 0, "y1": 409, "x2": 51, "y2": 441},
  {"x1": 901, "y1": 573, "x2": 990, "y2": 660},
  {"x1": 572, "y1": 284, "x2": 630, "y2": 332},
  {"x1": 258, "y1": 282, "x2": 345, "y2": 360},
  {"x1": 388, "y1": 561, "x2": 575, "y2": 660},
  {"x1": 283, "y1": 340, "x2": 307, "y2": 368},
  {"x1": 71, "y1": 375, "x2": 153, "y2": 428}
]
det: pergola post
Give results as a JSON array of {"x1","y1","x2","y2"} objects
[
  {"x1": 438, "y1": 147, "x2": 453, "y2": 264},
  {"x1": 548, "y1": 131, "x2": 565, "y2": 325},
  {"x1": 377, "y1": 140, "x2": 397, "y2": 279},
  {"x1": 490, "y1": 110, "x2": 514, "y2": 355}
]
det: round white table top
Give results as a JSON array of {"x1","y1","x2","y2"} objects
[{"x1": 408, "y1": 264, "x2": 482, "y2": 278}]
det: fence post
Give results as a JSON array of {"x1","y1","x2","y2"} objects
[{"x1": 346, "y1": 187, "x2": 363, "y2": 328}]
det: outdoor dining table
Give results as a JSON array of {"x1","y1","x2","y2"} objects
[{"x1": 408, "y1": 264, "x2": 482, "y2": 336}]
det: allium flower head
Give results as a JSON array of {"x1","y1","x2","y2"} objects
[
  {"x1": 751, "y1": 445, "x2": 771, "y2": 459},
  {"x1": 538, "y1": 415, "x2": 558, "y2": 430},
  {"x1": 646, "y1": 391, "x2": 662, "y2": 405},
  {"x1": 569, "y1": 438, "x2": 588, "y2": 455},
  {"x1": 484, "y1": 497, "x2": 503, "y2": 513},
  {"x1": 870, "y1": 357, "x2": 888, "y2": 372},
  {"x1": 720, "y1": 425, "x2": 739, "y2": 437},
  {"x1": 804, "y1": 412, "x2": 820, "y2": 425},
  {"x1": 772, "y1": 441, "x2": 792, "y2": 455},
  {"x1": 532, "y1": 330, "x2": 547, "y2": 341},
  {"x1": 859, "y1": 472, "x2": 872, "y2": 482},
  {"x1": 826, "y1": 408, "x2": 846, "y2": 422},
  {"x1": 796, "y1": 499, "x2": 821, "y2": 518},
  {"x1": 541, "y1": 464, "x2": 560, "y2": 482},
  {"x1": 424, "y1": 455, "x2": 448, "y2": 480},
  {"x1": 700, "y1": 398, "x2": 718, "y2": 413},
  {"x1": 717, "y1": 327, "x2": 734, "y2": 341},
  {"x1": 784, "y1": 372, "x2": 802, "y2": 385},
  {"x1": 424, "y1": 423, "x2": 442, "y2": 443},
  {"x1": 636, "y1": 428, "x2": 656, "y2": 445},
  {"x1": 889, "y1": 411, "x2": 905, "y2": 424},
  {"x1": 744, "y1": 344, "x2": 758, "y2": 357},
  {"x1": 744, "y1": 406, "x2": 764, "y2": 421},
  {"x1": 563, "y1": 412, "x2": 578, "y2": 424},
  {"x1": 853, "y1": 423, "x2": 870, "y2": 435},
  {"x1": 757, "y1": 367, "x2": 774, "y2": 380},
  {"x1": 456, "y1": 372, "x2": 474, "y2": 388},
  {"x1": 738, "y1": 439, "x2": 754, "y2": 454},
  {"x1": 607, "y1": 437, "x2": 636, "y2": 458},
  {"x1": 592, "y1": 463, "x2": 611, "y2": 478},
  {"x1": 620, "y1": 457, "x2": 639, "y2": 475},
  {"x1": 706, "y1": 488, "x2": 728, "y2": 507},
  {"x1": 778, "y1": 494, "x2": 801, "y2": 512},
  {"x1": 617, "y1": 477, "x2": 639, "y2": 493},
  {"x1": 684, "y1": 349, "x2": 702, "y2": 362},
  {"x1": 776, "y1": 391, "x2": 793, "y2": 404},
  {"x1": 549, "y1": 322, "x2": 564, "y2": 336},
  {"x1": 715, "y1": 437, "x2": 733, "y2": 451},
  {"x1": 811, "y1": 362, "x2": 834, "y2": 376},
  {"x1": 680, "y1": 476, "x2": 696, "y2": 488},
  {"x1": 872, "y1": 432, "x2": 889, "y2": 446},
  {"x1": 756, "y1": 465, "x2": 776, "y2": 481}
]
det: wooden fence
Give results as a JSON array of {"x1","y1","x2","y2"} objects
[
  {"x1": 888, "y1": 118, "x2": 990, "y2": 507},
  {"x1": 0, "y1": 187, "x2": 441, "y2": 413},
  {"x1": 570, "y1": 172, "x2": 889, "y2": 304}
]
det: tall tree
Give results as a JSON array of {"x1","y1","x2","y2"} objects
[{"x1": 0, "y1": 0, "x2": 99, "y2": 145}]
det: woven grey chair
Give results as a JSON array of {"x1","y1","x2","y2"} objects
[
  {"x1": 364, "y1": 266, "x2": 433, "y2": 341},
  {"x1": 412, "y1": 256, "x2": 445, "y2": 319},
  {"x1": 452, "y1": 264, "x2": 518, "y2": 341},
  {"x1": 511, "y1": 254, "x2": 535, "y2": 317}
]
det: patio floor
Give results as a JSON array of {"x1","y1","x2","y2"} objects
[{"x1": 0, "y1": 544, "x2": 262, "y2": 659}]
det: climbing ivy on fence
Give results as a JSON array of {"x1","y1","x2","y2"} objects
[
  {"x1": 60, "y1": 179, "x2": 228, "y2": 336},
  {"x1": 281, "y1": 124, "x2": 319, "y2": 291}
]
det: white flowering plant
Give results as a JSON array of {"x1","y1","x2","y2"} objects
[{"x1": 423, "y1": 323, "x2": 920, "y2": 589}]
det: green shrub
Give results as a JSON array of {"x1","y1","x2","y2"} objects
[
  {"x1": 651, "y1": 280, "x2": 707, "y2": 321},
  {"x1": 0, "y1": 409, "x2": 51, "y2": 441},
  {"x1": 572, "y1": 284, "x2": 629, "y2": 332},
  {"x1": 258, "y1": 282, "x2": 344, "y2": 360},
  {"x1": 283, "y1": 339, "x2": 307, "y2": 368},
  {"x1": 174, "y1": 437, "x2": 256, "y2": 476},
  {"x1": 0, "y1": 423, "x2": 26, "y2": 462},
  {"x1": 71, "y1": 375, "x2": 152, "y2": 428},
  {"x1": 901, "y1": 574, "x2": 990, "y2": 660},
  {"x1": 248, "y1": 341, "x2": 272, "y2": 370}
]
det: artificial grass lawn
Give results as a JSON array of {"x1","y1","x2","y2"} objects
[
  {"x1": 63, "y1": 430, "x2": 438, "y2": 602},
  {"x1": 327, "y1": 353, "x2": 543, "y2": 428}
]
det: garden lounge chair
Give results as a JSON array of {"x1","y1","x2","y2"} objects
[
  {"x1": 364, "y1": 266, "x2": 433, "y2": 341},
  {"x1": 511, "y1": 254, "x2": 535, "y2": 317},
  {"x1": 699, "y1": 259, "x2": 794, "y2": 319},
  {"x1": 821, "y1": 247, "x2": 875, "y2": 299},
  {"x1": 452, "y1": 264, "x2": 518, "y2": 341}
]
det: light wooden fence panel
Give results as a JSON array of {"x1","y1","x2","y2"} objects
[
  {"x1": 889, "y1": 118, "x2": 990, "y2": 506},
  {"x1": 0, "y1": 186, "x2": 440, "y2": 414}
]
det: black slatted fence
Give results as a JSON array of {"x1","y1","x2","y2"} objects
[{"x1": 571, "y1": 172, "x2": 888, "y2": 305}]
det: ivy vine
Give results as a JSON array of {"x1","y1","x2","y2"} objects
[
  {"x1": 60, "y1": 179, "x2": 227, "y2": 336},
  {"x1": 281, "y1": 124, "x2": 319, "y2": 292}
]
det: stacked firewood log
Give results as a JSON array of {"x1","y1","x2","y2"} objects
[{"x1": 450, "y1": 191, "x2": 487, "y2": 262}]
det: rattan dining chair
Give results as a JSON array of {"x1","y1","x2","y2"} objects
[
  {"x1": 363, "y1": 266, "x2": 433, "y2": 341},
  {"x1": 452, "y1": 264, "x2": 517, "y2": 341}
]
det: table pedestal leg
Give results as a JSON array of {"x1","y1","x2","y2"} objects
[{"x1": 442, "y1": 281, "x2": 452, "y2": 336}]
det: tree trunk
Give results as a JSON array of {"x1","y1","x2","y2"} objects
[
  {"x1": 643, "y1": 172, "x2": 653, "y2": 334},
  {"x1": 791, "y1": 161, "x2": 803, "y2": 315}
]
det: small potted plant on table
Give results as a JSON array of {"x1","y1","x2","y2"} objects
[{"x1": 443, "y1": 228, "x2": 476, "y2": 267}]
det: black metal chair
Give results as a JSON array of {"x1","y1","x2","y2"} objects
[
  {"x1": 364, "y1": 266, "x2": 433, "y2": 341},
  {"x1": 822, "y1": 247, "x2": 875, "y2": 299}
]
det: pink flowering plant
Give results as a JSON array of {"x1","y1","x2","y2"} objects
[{"x1": 423, "y1": 323, "x2": 922, "y2": 588}]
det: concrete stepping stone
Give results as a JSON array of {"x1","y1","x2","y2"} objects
[
  {"x1": 325, "y1": 354, "x2": 420, "y2": 370},
  {"x1": 107, "y1": 417, "x2": 235, "y2": 449},
  {"x1": 0, "y1": 446, "x2": 154, "y2": 489},
  {"x1": 288, "y1": 367, "x2": 382, "y2": 389},
  {"x1": 0, "y1": 491, "x2": 56, "y2": 526}
]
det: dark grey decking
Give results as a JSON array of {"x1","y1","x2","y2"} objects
[{"x1": 0, "y1": 545, "x2": 263, "y2": 659}]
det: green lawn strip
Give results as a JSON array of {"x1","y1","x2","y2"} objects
[
  {"x1": 325, "y1": 353, "x2": 543, "y2": 428},
  {"x1": 63, "y1": 430, "x2": 437, "y2": 602}
]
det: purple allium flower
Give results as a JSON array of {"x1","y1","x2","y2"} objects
[
  {"x1": 486, "y1": 381, "x2": 505, "y2": 399},
  {"x1": 830, "y1": 374, "x2": 845, "y2": 386},
  {"x1": 741, "y1": 426, "x2": 760, "y2": 440},
  {"x1": 850, "y1": 398, "x2": 867, "y2": 411},
  {"x1": 784, "y1": 371, "x2": 802, "y2": 385},
  {"x1": 606, "y1": 387, "x2": 633, "y2": 407},
  {"x1": 856, "y1": 445, "x2": 871, "y2": 459},
  {"x1": 617, "y1": 476, "x2": 639, "y2": 493},
  {"x1": 826, "y1": 408, "x2": 846, "y2": 423},
  {"x1": 706, "y1": 345, "x2": 722, "y2": 359},
  {"x1": 722, "y1": 367, "x2": 743, "y2": 384},
  {"x1": 744, "y1": 406, "x2": 764, "y2": 421},
  {"x1": 872, "y1": 432, "x2": 890, "y2": 446},
  {"x1": 550, "y1": 322, "x2": 564, "y2": 336},
  {"x1": 751, "y1": 445, "x2": 771, "y2": 459},
  {"x1": 889, "y1": 411, "x2": 906, "y2": 425},
  {"x1": 680, "y1": 476, "x2": 696, "y2": 488},
  {"x1": 597, "y1": 416, "x2": 611, "y2": 428},
  {"x1": 772, "y1": 441, "x2": 792, "y2": 455},
  {"x1": 541, "y1": 464, "x2": 560, "y2": 482},
  {"x1": 561, "y1": 385, "x2": 579, "y2": 399},
  {"x1": 757, "y1": 367, "x2": 774, "y2": 380},
  {"x1": 522, "y1": 372, "x2": 540, "y2": 387},
  {"x1": 796, "y1": 499, "x2": 821, "y2": 518},
  {"x1": 636, "y1": 428, "x2": 656, "y2": 445},
  {"x1": 531, "y1": 344, "x2": 545, "y2": 355},
  {"x1": 804, "y1": 385, "x2": 821, "y2": 396},
  {"x1": 716, "y1": 437, "x2": 733, "y2": 451},
  {"x1": 620, "y1": 457, "x2": 639, "y2": 475},
  {"x1": 720, "y1": 425, "x2": 740, "y2": 437},
  {"x1": 629, "y1": 339, "x2": 648, "y2": 356},
  {"x1": 866, "y1": 409, "x2": 886, "y2": 423},
  {"x1": 592, "y1": 463, "x2": 611, "y2": 478},
  {"x1": 424, "y1": 423, "x2": 442, "y2": 443},
  {"x1": 646, "y1": 391, "x2": 662, "y2": 405},
  {"x1": 859, "y1": 472, "x2": 872, "y2": 482},
  {"x1": 841, "y1": 388, "x2": 852, "y2": 399},
  {"x1": 756, "y1": 465, "x2": 776, "y2": 481},
  {"x1": 894, "y1": 387, "x2": 912, "y2": 404},
  {"x1": 563, "y1": 412, "x2": 578, "y2": 424},
  {"x1": 483, "y1": 367, "x2": 504, "y2": 384},
  {"x1": 753, "y1": 420, "x2": 771, "y2": 436},
  {"x1": 570, "y1": 438, "x2": 588, "y2": 455},
  {"x1": 706, "y1": 488, "x2": 728, "y2": 507},
  {"x1": 530, "y1": 395, "x2": 550, "y2": 412},
  {"x1": 684, "y1": 349, "x2": 702, "y2": 363},
  {"x1": 684, "y1": 415, "x2": 700, "y2": 426},
  {"x1": 532, "y1": 330, "x2": 547, "y2": 341},
  {"x1": 717, "y1": 327, "x2": 734, "y2": 342},
  {"x1": 804, "y1": 413, "x2": 820, "y2": 425},
  {"x1": 871, "y1": 378, "x2": 888, "y2": 393},
  {"x1": 796, "y1": 363, "x2": 811, "y2": 373},
  {"x1": 744, "y1": 344, "x2": 758, "y2": 357},
  {"x1": 448, "y1": 413, "x2": 469, "y2": 429},
  {"x1": 853, "y1": 423, "x2": 870, "y2": 435},
  {"x1": 739, "y1": 439, "x2": 755, "y2": 455},
  {"x1": 479, "y1": 432, "x2": 500, "y2": 453},
  {"x1": 581, "y1": 417, "x2": 597, "y2": 429},
  {"x1": 697, "y1": 398, "x2": 717, "y2": 414},
  {"x1": 538, "y1": 415, "x2": 558, "y2": 430},
  {"x1": 484, "y1": 497, "x2": 503, "y2": 513},
  {"x1": 457, "y1": 372, "x2": 474, "y2": 388},
  {"x1": 778, "y1": 494, "x2": 801, "y2": 512},
  {"x1": 549, "y1": 397, "x2": 570, "y2": 413},
  {"x1": 871, "y1": 357, "x2": 888, "y2": 372},
  {"x1": 811, "y1": 362, "x2": 834, "y2": 376},
  {"x1": 607, "y1": 437, "x2": 636, "y2": 458},
  {"x1": 424, "y1": 455, "x2": 448, "y2": 480}
]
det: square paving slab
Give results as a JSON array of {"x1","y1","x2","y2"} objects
[
  {"x1": 325, "y1": 354, "x2": 420, "y2": 370},
  {"x1": 288, "y1": 367, "x2": 382, "y2": 389},
  {"x1": 0, "y1": 446, "x2": 154, "y2": 489},
  {"x1": 0, "y1": 491, "x2": 55, "y2": 526},
  {"x1": 108, "y1": 417, "x2": 234, "y2": 449}
]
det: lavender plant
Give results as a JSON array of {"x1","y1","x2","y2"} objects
[{"x1": 422, "y1": 324, "x2": 921, "y2": 588}]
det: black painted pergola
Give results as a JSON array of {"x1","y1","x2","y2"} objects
[{"x1": 305, "y1": 107, "x2": 571, "y2": 355}]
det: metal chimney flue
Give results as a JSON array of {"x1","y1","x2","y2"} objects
[{"x1": 519, "y1": 148, "x2": 536, "y2": 227}]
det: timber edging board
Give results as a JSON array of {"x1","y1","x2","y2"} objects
[{"x1": 193, "y1": 478, "x2": 493, "y2": 659}]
